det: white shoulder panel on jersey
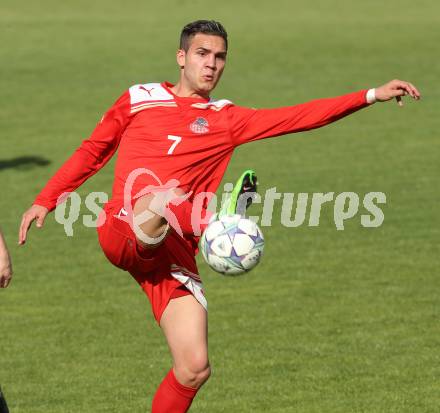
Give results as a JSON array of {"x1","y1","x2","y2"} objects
[
  {"x1": 191, "y1": 98, "x2": 233, "y2": 111},
  {"x1": 129, "y1": 83, "x2": 177, "y2": 113}
]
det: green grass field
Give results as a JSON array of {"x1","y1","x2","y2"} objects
[{"x1": 1, "y1": 0, "x2": 439, "y2": 412}]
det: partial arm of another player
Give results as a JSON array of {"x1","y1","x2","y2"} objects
[
  {"x1": 228, "y1": 79, "x2": 421, "y2": 146},
  {"x1": 19, "y1": 91, "x2": 132, "y2": 245},
  {"x1": 0, "y1": 229, "x2": 13, "y2": 288}
]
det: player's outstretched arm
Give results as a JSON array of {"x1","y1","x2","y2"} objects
[
  {"x1": 374, "y1": 79, "x2": 421, "y2": 106},
  {"x1": 18, "y1": 204, "x2": 49, "y2": 246},
  {"x1": 227, "y1": 78, "x2": 421, "y2": 146},
  {"x1": 31, "y1": 91, "x2": 131, "y2": 213},
  {"x1": 0, "y1": 229, "x2": 13, "y2": 288},
  {"x1": 18, "y1": 91, "x2": 131, "y2": 246}
]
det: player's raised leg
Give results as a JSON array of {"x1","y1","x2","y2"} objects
[
  {"x1": 152, "y1": 294, "x2": 210, "y2": 413},
  {"x1": 132, "y1": 168, "x2": 258, "y2": 247},
  {"x1": 133, "y1": 187, "x2": 215, "y2": 245}
]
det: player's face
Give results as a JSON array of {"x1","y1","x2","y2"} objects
[{"x1": 178, "y1": 34, "x2": 227, "y2": 96}]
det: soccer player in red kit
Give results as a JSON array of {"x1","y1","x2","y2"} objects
[{"x1": 19, "y1": 20, "x2": 420, "y2": 412}]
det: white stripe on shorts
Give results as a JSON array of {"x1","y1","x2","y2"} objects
[{"x1": 170, "y1": 267, "x2": 208, "y2": 311}]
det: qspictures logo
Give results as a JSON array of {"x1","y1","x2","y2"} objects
[{"x1": 53, "y1": 168, "x2": 386, "y2": 238}]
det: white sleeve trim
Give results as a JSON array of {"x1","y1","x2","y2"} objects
[{"x1": 366, "y1": 88, "x2": 377, "y2": 104}]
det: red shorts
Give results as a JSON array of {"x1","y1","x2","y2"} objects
[{"x1": 97, "y1": 204, "x2": 206, "y2": 323}]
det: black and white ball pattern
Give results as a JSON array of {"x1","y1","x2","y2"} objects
[{"x1": 201, "y1": 214, "x2": 264, "y2": 275}]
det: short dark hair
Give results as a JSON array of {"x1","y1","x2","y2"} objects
[{"x1": 180, "y1": 20, "x2": 228, "y2": 51}]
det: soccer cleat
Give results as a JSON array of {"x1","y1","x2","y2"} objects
[{"x1": 219, "y1": 169, "x2": 258, "y2": 218}]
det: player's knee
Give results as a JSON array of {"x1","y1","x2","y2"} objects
[
  {"x1": 188, "y1": 364, "x2": 211, "y2": 389},
  {"x1": 135, "y1": 220, "x2": 169, "y2": 244},
  {"x1": 176, "y1": 359, "x2": 211, "y2": 389},
  {"x1": 198, "y1": 363, "x2": 212, "y2": 385},
  {"x1": 133, "y1": 194, "x2": 169, "y2": 247}
]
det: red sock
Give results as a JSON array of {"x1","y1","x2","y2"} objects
[
  {"x1": 167, "y1": 199, "x2": 213, "y2": 237},
  {"x1": 151, "y1": 369, "x2": 198, "y2": 413}
]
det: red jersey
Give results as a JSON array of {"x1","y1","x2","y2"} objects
[{"x1": 34, "y1": 81, "x2": 370, "y2": 248}]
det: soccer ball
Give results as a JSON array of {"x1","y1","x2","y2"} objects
[{"x1": 200, "y1": 214, "x2": 264, "y2": 275}]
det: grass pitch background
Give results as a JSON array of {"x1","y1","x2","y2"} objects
[{"x1": 1, "y1": 0, "x2": 439, "y2": 412}]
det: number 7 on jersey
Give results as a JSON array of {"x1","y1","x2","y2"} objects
[{"x1": 167, "y1": 135, "x2": 182, "y2": 155}]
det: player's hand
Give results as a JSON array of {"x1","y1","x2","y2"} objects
[
  {"x1": 19, "y1": 204, "x2": 49, "y2": 245},
  {"x1": 375, "y1": 79, "x2": 421, "y2": 106},
  {"x1": 0, "y1": 250, "x2": 12, "y2": 288}
]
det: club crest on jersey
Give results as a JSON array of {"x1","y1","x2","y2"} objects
[{"x1": 190, "y1": 117, "x2": 209, "y2": 134}]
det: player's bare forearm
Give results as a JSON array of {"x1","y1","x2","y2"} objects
[{"x1": 0, "y1": 230, "x2": 13, "y2": 288}]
